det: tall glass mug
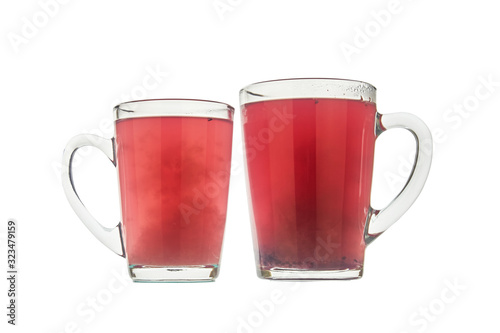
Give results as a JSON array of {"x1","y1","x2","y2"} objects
[
  {"x1": 240, "y1": 79, "x2": 432, "y2": 280},
  {"x1": 62, "y1": 99, "x2": 234, "y2": 282}
]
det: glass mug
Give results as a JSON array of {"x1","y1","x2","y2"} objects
[
  {"x1": 62, "y1": 99, "x2": 234, "y2": 282},
  {"x1": 240, "y1": 78, "x2": 433, "y2": 280}
]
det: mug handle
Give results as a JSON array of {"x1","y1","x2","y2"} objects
[
  {"x1": 61, "y1": 134, "x2": 125, "y2": 257},
  {"x1": 365, "y1": 113, "x2": 433, "y2": 245}
]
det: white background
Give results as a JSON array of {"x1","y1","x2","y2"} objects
[{"x1": 1, "y1": 0, "x2": 499, "y2": 332}]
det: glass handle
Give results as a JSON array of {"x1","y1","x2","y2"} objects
[
  {"x1": 61, "y1": 134, "x2": 125, "y2": 257},
  {"x1": 365, "y1": 113, "x2": 433, "y2": 245}
]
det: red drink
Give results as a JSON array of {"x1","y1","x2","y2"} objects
[
  {"x1": 242, "y1": 98, "x2": 376, "y2": 272},
  {"x1": 115, "y1": 117, "x2": 233, "y2": 268}
]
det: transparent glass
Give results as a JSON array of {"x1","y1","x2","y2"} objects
[
  {"x1": 240, "y1": 78, "x2": 433, "y2": 280},
  {"x1": 62, "y1": 99, "x2": 234, "y2": 282}
]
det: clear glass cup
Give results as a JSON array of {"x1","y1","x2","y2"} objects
[
  {"x1": 240, "y1": 78, "x2": 433, "y2": 280},
  {"x1": 62, "y1": 99, "x2": 234, "y2": 282}
]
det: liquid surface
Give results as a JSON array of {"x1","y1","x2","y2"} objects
[
  {"x1": 116, "y1": 117, "x2": 233, "y2": 267},
  {"x1": 243, "y1": 98, "x2": 376, "y2": 270}
]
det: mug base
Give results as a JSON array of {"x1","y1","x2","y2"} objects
[
  {"x1": 129, "y1": 264, "x2": 219, "y2": 283},
  {"x1": 258, "y1": 267, "x2": 363, "y2": 280}
]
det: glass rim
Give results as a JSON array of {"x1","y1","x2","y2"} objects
[
  {"x1": 239, "y1": 78, "x2": 377, "y2": 105},
  {"x1": 114, "y1": 98, "x2": 234, "y2": 121}
]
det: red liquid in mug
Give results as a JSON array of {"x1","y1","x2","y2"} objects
[
  {"x1": 115, "y1": 117, "x2": 233, "y2": 267},
  {"x1": 243, "y1": 98, "x2": 376, "y2": 271}
]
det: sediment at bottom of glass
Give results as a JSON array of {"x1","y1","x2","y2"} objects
[
  {"x1": 258, "y1": 267, "x2": 363, "y2": 280},
  {"x1": 129, "y1": 265, "x2": 219, "y2": 282}
]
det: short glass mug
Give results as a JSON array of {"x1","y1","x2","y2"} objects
[
  {"x1": 62, "y1": 99, "x2": 234, "y2": 282},
  {"x1": 240, "y1": 78, "x2": 433, "y2": 280}
]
